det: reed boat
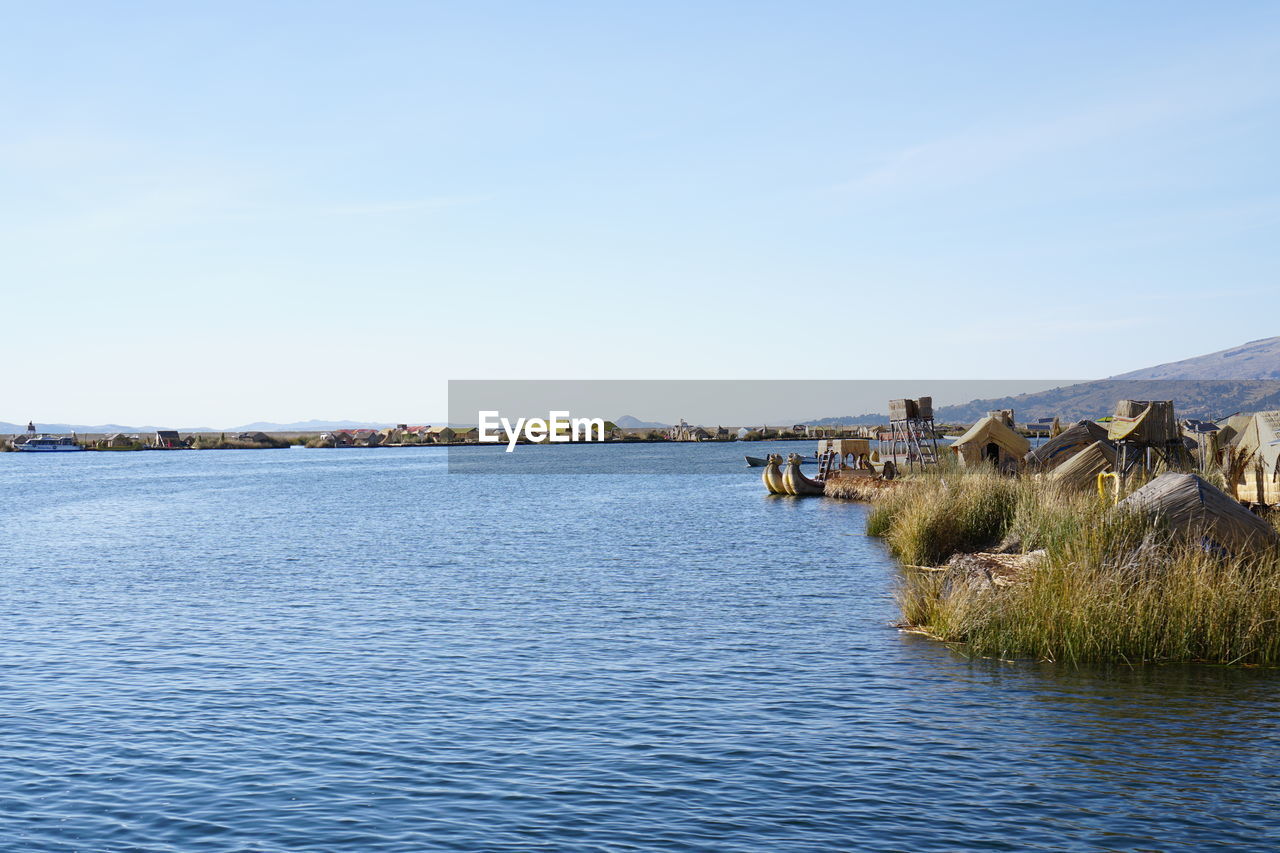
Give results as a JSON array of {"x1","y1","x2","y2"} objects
[
  {"x1": 761, "y1": 455, "x2": 786, "y2": 494},
  {"x1": 781, "y1": 453, "x2": 825, "y2": 496}
]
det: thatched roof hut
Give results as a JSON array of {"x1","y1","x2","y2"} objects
[
  {"x1": 951, "y1": 415, "x2": 1029, "y2": 470},
  {"x1": 1048, "y1": 440, "x2": 1116, "y2": 490},
  {"x1": 1226, "y1": 411, "x2": 1280, "y2": 505},
  {"x1": 1116, "y1": 472, "x2": 1280, "y2": 555},
  {"x1": 1216, "y1": 413, "x2": 1254, "y2": 447},
  {"x1": 1025, "y1": 420, "x2": 1112, "y2": 471}
]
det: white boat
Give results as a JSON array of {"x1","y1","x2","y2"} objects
[{"x1": 15, "y1": 435, "x2": 85, "y2": 452}]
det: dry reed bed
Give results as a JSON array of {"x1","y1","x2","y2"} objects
[{"x1": 823, "y1": 474, "x2": 909, "y2": 502}]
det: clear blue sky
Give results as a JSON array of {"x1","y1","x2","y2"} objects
[{"x1": 4, "y1": 2, "x2": 1279, "y2": 426}]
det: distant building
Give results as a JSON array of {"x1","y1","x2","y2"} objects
[
  {"x1": 1182, "y1": 419, "x2": 1219, "y2": 434},
  {"x1": 668, "y1": 420, "x2": 711, "y2": 441},
  {"x1": 153, "y1": 430, "x2": 183, "y2": 449},
  {"x1": 426, "y1": 425, "x2": 457, "y2": 443},
  {"x1": 351, "y1": 429, "x2": 382, "y2": 446}
]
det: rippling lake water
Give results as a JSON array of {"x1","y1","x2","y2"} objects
[{"x1": 3, "y1": 443, "x2": 1279, "y2": 851}]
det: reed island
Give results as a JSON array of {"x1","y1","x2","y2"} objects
[{"x1": 819, "y1": 399, "x2": 1280, "y2": 666}]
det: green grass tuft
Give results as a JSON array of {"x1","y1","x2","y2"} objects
[{"x1": 872, "y1": 467, "x2": 1280, "y2": 665}]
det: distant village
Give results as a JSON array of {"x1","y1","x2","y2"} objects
[
  {"x1": 5, "y1": 419, "x2": 891, "y2": 451},
  {"x1": 1, "y1": 408, "x2": 1239, "y2": 463}
]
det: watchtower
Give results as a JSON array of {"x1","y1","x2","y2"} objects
[
  {"x1": 1107, "y1": 399, "x2": 1190, "y2": 479},
  {"x1": 884, "y1": 397, "x2": 939, "y2": 471}
]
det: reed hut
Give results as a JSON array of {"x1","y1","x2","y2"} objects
[
  {"x1": 1047, "y1": 440, "x2": 1116, "y2": 490},
  {"x1": 1117, "y1": 472, "x2": 1280, "y2": 556},
  {"x1": 1107, "y1": 400, "x2": 1180, "y2": 443},
  {"x1": 1215, "y1": 413, "x2": 1253, "y2": 447},
  {"x1": 1025, "y1": 420, "x2": 1112, "y2": 471},
  {"x1": 1227, "y1": 410, "x2": 1280, "y2": 505},
  {"x1": 950, "y1": 415, "x2": 1029, "y2": 470},
  {"x1": 987, "y1": 409, "x2": 1015, "y2": 428},
  {"x1": 1107, "y1": 399, "x2": 1189, "y2": 474}
]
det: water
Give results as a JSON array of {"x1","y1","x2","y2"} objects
[{"x1": 2, "y1": 443, "x2": 1279, "y2": 851}]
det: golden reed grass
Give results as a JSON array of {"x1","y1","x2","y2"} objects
[{"x1": 859, "y1": 463, "x2": 1280, "y2": 665}]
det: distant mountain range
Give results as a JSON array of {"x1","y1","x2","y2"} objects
[
  {"x1": 224, "y1": 419, "x2": 398, "y2": 432},
  {"x1": 0, "y1": 422, "x2": 214, "y2": 435},
  {"x1": 932, "y1": 337, "x2": 1280, "y2": 423},
  {"x1": 11, "y1": 338, "x2": 1280, "y2": 434},
  {"x1": 1113, "y1": 336, "x2": 1280, "y2": 381},
  {"x1": 0, "y1": 419, "x2": 400, "y2": 435},
  {"x1": 803, "y1": 413, "x2": 891, "y2": 426},
  {"x1": 931, "y1": 380, "x2": 1280, "y2": 424},
  {"x1": 615, "y1": 415, "x2": 670, "y2": 429},
  {"x1": 806, "y1": 336, "x2": 1280, "y2": 424}
]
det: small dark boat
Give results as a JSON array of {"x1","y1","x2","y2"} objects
[{"x1": 747, "y1": 453, "x2": 815, "y2": 467}]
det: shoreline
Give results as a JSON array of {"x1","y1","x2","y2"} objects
[{"x1": 2, "y1": 434, "x2": 830, "y2": 452}]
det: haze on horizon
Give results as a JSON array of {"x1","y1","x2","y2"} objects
[{"x1": 4, "y1": 2, "x2": 1280, "y2": 426}]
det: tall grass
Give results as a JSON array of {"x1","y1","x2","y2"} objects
[
  {"x1": 866, "y1": 466, "x2": 1020, "y2": 565},
  {"x1": 190, "y1": 434, "x2": 291, "y2": 450},
  {"x1": 872, "y1": 465, "x2": 1280, "y2": 665}
]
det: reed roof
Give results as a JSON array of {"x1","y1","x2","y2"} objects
[
  {"x1": 1026, "y1": 420, "x2": 1111, "y2": 470},
  {"x1": 1047, "y1": 440, "x2": 1116, "y2": 490},
  {"x1": 951, "y1": 415, "x2": 1030, "y2": 456},
  {"x1": 1117, "y1": 472, "x2": 1280, "y2": 555}
]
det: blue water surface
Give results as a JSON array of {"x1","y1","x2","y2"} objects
[{"x1": 1, "y1": 442, "x2": 1278, "y2": 851}]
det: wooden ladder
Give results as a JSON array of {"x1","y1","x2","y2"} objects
[{"x1": 816, "y1": 449, "x2": 837, "y2": 482}]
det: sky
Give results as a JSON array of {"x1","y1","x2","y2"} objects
[{"x1": 3, "y1": 2, "x2": 1279, "y2": 426}]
